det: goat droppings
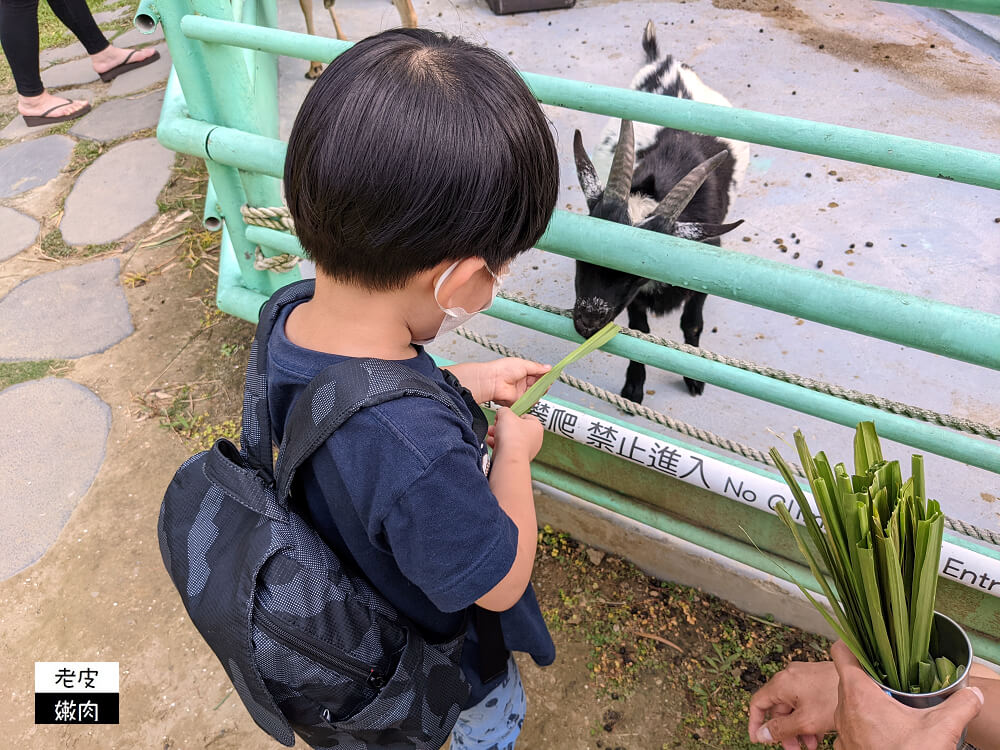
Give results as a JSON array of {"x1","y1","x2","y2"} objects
[
  {"x1": 865, "y1": 241, "x2": 874, "y2": 247},
  {"x1": 816, "y1": 260, "x2": 824, "y2": 268},
  {"x1": 792, "y1": 251, "x2": 800, "y2": 259}
]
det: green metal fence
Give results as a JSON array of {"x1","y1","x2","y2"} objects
[{"x1": 136, "y1": 0, "x2": 1000, "y2": 661}]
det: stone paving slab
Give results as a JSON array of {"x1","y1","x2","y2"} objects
[
  {"x1": 107, "y1": 44, "x2": 171, "y2": 97},
  {"x1": 39, "y1": 41, "x2": 87, "y2": 67},
  {"x1": 0, "y1": 258, "x2": 133, "y2": 360},
  {"x1": 92, "y1": 5, "x2": 129, "y2": 23},
  {"x1": 0, "y1": 135, "x2": 74, "y2": 198},
  {"x1": 0, "y1": 208, "x2": 40, "y2": 262},
  {"x1": 0, "y1": 89, "x2": 95, "y2": 141},
  {"x1": 42, "y1": 57, "x2": 100, "y2": 88},
  {"x1": 112, "y1": 26, "x2": 165, "y2": 47},
  {"x1": 0, "y1": 378, "x2": 111, "y2": 581},
  {"x1": 70, "y1": 90, "x2": 164, "y2": 142},
  {"x1": 61, "y1": 138, "x2": 173, "y2": 246}
]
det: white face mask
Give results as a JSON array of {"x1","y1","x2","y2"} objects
[{"x1": 413, "y1": 261, "x2": 504, "y2": 345}]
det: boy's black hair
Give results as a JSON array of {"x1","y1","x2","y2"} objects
[{"x1": 284, "y1": 28, "x2": 559, "y2": 290}]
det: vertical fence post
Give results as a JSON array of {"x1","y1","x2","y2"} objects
[{"x1": 138, "y1": 0, "x2": 296, "y2": 295}]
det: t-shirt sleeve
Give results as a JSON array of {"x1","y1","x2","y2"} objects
[{"x1": 381, "y1": 441, "x2": 519, "y2": 613}]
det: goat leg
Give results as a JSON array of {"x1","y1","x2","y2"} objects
[
  {"x1": 679, "y1": 292, "x2": 707, "y2": 396},
  {"x1": 392, "y1": 0, "x2": 418, "y2": 27},
  {"x1": 323, "y1": 0, "x2": 346, "y2": 41},
  {"x1": 621, "y1": 302, "x2": 649, "y2": 404},
  {"x1": 299, "y1": 0, "x2": 325, "y2": 79}
]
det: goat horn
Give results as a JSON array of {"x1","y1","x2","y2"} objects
[
  {"x1": 603, "y1": 119, "x2": 635, "y2": 207},
  {"x1": 573, "y1": 130, "x2": 603, "y2": 209},
  {"x1": 651, "y1": 150, "x2": 729, "y2": 226},
  {"x1": 673, "y1": 219, "x2": 745, "y2": 242}
]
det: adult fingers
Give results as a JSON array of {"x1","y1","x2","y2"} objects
[
  {"x1": 762, "y1": 713, "x2": 813, "y2": 746},
  {"x1": 930, "y1": 687, "x2": 984, "y2": 740},
  {"x1": 802, "y1": 733, "x2": 820, "y2": 750},
  {"x1": 830, "y1": 641, "x2": 861, "y2": 674}
]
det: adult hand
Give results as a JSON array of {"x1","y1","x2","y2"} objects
[
  {"x1": 748, "y1": 659, "x2": 838, "y2": 749},
  {"x1": 831, "y1": 640, "x2": 984, "y2": 750}
]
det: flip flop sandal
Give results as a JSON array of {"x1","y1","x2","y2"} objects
[
  {"x1": 21, "y1": 98, "x2": 92, "y2": 127},
  {"x1": 98, "y1": 48, "x2": 161, "y2": 83}
]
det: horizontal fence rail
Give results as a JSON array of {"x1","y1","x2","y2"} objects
[
  {"x1": 879, "y1": 0, "x2": 1000, "y2": 13},
  {"x1": 175, "y1": 16, "x2": 1000, "y2": 190}
]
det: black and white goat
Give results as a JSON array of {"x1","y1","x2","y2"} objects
[{"x1": 573, "y1": 21, "x2": 748, "y2": 402}]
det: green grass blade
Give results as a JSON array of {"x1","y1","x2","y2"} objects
[
  {"x1": 918, "y1": 659, "x2": 934, "y2": 693},
  {"x1": 854, "y1": 421, "x2": 883, "y2": 475},
  {"x1": 875, "y1": 533, "x2": 912, "y2": 688},
  {"x1": 909, "y1": 515, "x2": 944, "y2": 671},
  {"x1": 858, "y1": 540, "x2": 901, "y2": 691},
  {"x1": 912, "y1": 455, "x2": 925, "y2": 510},
  {"x1": 510, "y1": 322, "x2": 620, "y2": 416},
  {"x1": 742, "y1": 518, "x2": 879, "y2": 678}
]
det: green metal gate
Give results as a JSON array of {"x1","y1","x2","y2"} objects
[{"x1": 133, "y1": 0, "x2": 1000, "y2": 661}]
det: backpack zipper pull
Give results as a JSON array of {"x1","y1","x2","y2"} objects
[{"x1": 367, "y1": 669, "x2": 386, "y2": 690}]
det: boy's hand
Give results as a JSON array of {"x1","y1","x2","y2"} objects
[
  {"x1": 489, "y1": 407, "x2": 544, "y2": 461},
  {"x1": 485, "y1": 357, "x2": 551, "y2": 407},
  {"x1": 446, "y1": 358, "x2": 550, "y2": 406}
]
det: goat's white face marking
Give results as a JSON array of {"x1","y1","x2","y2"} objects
[
  {"x1": 576, "y1": 296, "x2": 613, "y2": 316},
  {"x1": 673, "y1": 223, "x2": 704, "y2": 240},
  {"x1": 627, "y1": 194, "x2": 658, "y2": 224}
]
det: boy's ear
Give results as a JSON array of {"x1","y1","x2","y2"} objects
[{"x1": 434, "y1": 257, "x2": 488, "y2": 309}]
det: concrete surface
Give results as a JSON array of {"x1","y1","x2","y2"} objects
[
  {"x1": 61, "y1": 138, "x2": 174, "y2": 245},
  {"x1": 0, "y1": 207, "x2": 40, "y2": 262},
  {"x1": 70, "y1": 89, "x2": 164, "y2": 142},
  {"x1": 0, "y1": 135, "x2": 74, "y2": 198},
  {"x1": 0, "y1": 258, "x2": 133, "y2": 360},
  {"x1": 106, "y1": 45, "x2": 171, "y2": 97},
  {"x1": 0, "y1": 378, "x2": 111, "y2": 581}
]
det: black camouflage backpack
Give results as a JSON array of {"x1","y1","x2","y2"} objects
[{"x1": 157, "y1": 280, "x2": 499, "y2": 749}]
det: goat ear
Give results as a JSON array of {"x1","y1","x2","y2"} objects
[
  {"x1": 673, "y1": 219, "x2": 744, "y2": 241},
  {"x1": 573, "y1": 130, "x2": 603, "y2": 210},
  {"x1": 650, "y1": 149, "x2": 729, "y2": 228}
]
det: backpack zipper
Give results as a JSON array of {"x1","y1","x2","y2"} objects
[{"x1": 255, "y1": 609, "x2": 387, "y2": 690}]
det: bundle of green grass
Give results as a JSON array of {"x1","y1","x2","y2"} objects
[{"x1": 771, "y1": 422, "x2": 961, "y2": 694}]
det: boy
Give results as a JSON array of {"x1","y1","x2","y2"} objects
[{"x1": 273, "y1": 27, "x2": 561, "y2": 748}]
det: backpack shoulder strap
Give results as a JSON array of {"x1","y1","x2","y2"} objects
[
  {"x1": 240, "y1": 280, "x2": 316, "y2": 483},
  {"x1": 273, "y1": 358, "x2": 468, "y2": 504}
]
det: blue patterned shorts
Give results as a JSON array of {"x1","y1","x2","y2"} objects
[{"x1": 449, "y1": 657, "x2": 526, "y2": 750}]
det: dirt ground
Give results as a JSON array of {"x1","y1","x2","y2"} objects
[{"x1": 0, "y1": 150, "x2": 835, "y2": 749}]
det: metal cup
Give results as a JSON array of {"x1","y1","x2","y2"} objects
[{"x1": 876, "y1": 612, "x2": 973, "y2": 749}]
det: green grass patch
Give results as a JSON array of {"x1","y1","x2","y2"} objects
[{"x1": 0, "y1": 360, "x2": 70, "y2": 391}]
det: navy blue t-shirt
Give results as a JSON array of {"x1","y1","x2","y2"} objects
[{"x1": 266, "y1": 300, "x2": 555, "y2": 707}]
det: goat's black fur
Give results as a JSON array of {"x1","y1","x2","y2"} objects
[{"x1": 573, "y1": 23, "x2": 744, "y2": 402}]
